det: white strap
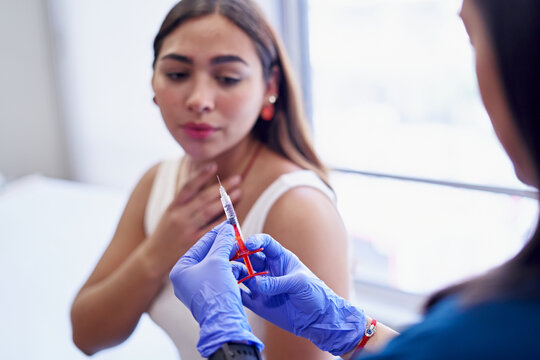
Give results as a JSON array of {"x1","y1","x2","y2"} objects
[
  {"x1": 144, "y1": 158, "x2": 181, "y2": 235},
  {"x1": 242, "y1": 170, "x2": 335, "y2": 236}
]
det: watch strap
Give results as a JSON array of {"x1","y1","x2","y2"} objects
[{"x1": 209, "y1": 342, "x2": 262, "y2": 360}]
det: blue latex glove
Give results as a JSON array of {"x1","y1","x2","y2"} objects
[
  {"x1": 232, "y1": 234, "x2": 366, "y2": 356},
  {"x1": 169, "y1": 223, "x2": 263, "y2": 357}
]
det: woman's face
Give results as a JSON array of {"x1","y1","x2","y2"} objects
[
  {"x1": 152, "y1": 14, "x2": 274, "y2": 160},
  {"x1": 460, "y1": 0, "x2": 537, "y2": 187}
]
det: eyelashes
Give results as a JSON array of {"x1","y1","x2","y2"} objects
[
  {"x1": 165, "y1": 72, "x2": 242, "y2": 86},
  {"x1": 217, "y1": 76, "x2": 241, "y2": 86},
  {"x1": 166, "y1": 72, "x2": 188, "y2": 80}
]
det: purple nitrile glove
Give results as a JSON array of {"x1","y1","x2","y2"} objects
[
  {"x1": 231, "y1": 233, "x2": 366, "y2": 356},
  {"x1": 169, "y1": 223, "x2": 263, "y2": 358}
]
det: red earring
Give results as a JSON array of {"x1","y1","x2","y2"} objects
[{"x1": 261, "y1": 95, "x2": 277, "y2": 121}]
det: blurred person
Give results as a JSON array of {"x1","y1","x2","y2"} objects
[
  {"x1": 169, "y1": 0, "x2": 540, "y2": 358},
  {"x1": 70, "y1": 1, "x2": 350, "y2": 359}
]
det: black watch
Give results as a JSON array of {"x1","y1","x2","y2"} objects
[{"x1": 209, "y1": 342, "x2": 261, "y2": 360}]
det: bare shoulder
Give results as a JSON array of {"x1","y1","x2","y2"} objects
[
  {"x1": 82, "y1": 162, "x2": 162, "y2": 287},
  {"x1": 127, "y1": 162, "x2": 161, "y2": 208},
  {"x1": 258, "y1": 148, "x2": 339, "y2": 233},
  {"x1": 264, "y1": 183, "x2": 341, "y2": 239},
  {"x1": 263, "y1": 177, "x2": 351, "y2": 297},
  {"x1": 254, "y1": 147, "x2": 343, "y2": 243},
  {"x1": 114, "y1": 162, "x2": 162, "y2": 242}
]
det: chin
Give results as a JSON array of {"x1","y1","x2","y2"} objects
[{"x1": 178, "y1": 139, "x2": 217, "y2": 159}]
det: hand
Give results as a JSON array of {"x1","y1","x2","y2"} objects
[
  {"x1": 233, "y1": 234, "x2": 366, "y2": 356},
  {"x1": 169, "y1": 223, "x2": 263, "y2": 358},
  {"x1": 145, "y1": 163, "x2": 242, "y2": 276}
]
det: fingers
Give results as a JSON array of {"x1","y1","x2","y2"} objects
[
  {"x1": 178, "y1": 223, "x2": 226, "y2": 266},
  {"x1": 245, "y1": 234, "x2": 284, "y2": 259},
  {"x1": 231, "y1": 261, "x2": 248, "y2": 280},
  {"x1": 257, "y1": 273, "x2": 302, "y2": 296},
  {"x1": 190, "y1": 186, "x2": 240, "y2": 230},
  {"x1": 173, "y1": 163, "x2": 218, "y2": 205},
  {"x1": 245, "y1": 251, "x2": 267, "y2": 272},
  {"x1": 240, "y1": 288, "x2": 254, "y2": 309},
  {"x1": 175, "y1": 169, "x2": 242, "y2": 207},
  {"x1": 173, "y1": 175, "x2": 242, "y2": 233},
  {"x1": 207, "y1": 223, "x2": 236, "y2": 259}
]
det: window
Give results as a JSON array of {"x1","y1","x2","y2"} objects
[{"x1": 306, "y1": 0, "x2": 538, "y2": 295}]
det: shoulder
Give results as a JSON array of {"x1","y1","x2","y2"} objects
[
  {"x1": 252, "y1": 148, "x2": 342, "y2": 246},
  {"x1": 121, "y1": 161, "x2": 165, "y2": 221},
  {"x1": 130, "y1": 157, "x2": 182, "y2": 201},
  {"x1": 263, "y1": 168, "x2": 337, "y2": 229},
  {"x1": 362, "y1": 297, "x2": 540, "y2": 360},
  {"x1": 267, "y1": 178, "x2": 336, "y2": 225},
  {"x1": 262, "y1": 170, "x2": 350, "y2": 295},
  {"x1": 129, "y1": 162, "x2": 161, "y2": 203}
]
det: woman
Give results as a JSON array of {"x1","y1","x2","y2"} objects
[
  {"x1": 70, "y1": 1, "x2": 349, "y2": 359},
  {"x1": 169, "y1": 0, "x2": 540, "y2": 358}
]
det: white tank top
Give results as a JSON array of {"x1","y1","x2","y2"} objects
[{"x1": 145, "y1": 158, "x2": 335, "y2": 359}]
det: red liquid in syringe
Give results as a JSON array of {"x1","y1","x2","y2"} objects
[
  {"x1": 218, "y1": 178, "x2": 267, "y2": 283},
  {"x1": 230, "y1": 222, "x2": 267, "y2": 283}
]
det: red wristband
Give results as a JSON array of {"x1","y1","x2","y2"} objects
[{"x1": 350, "y1": 319, "x2": 377, "y2": 358}]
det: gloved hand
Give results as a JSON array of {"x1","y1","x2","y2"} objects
[
  {"x1": 233, "y1": 234, "x2": 366, "y2": 356},
  {"x1": 169, "y1": 223, "x2": 263, "y2": 358}
]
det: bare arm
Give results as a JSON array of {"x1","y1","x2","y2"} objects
[
  {"x1": 70, "y1": 163, "x2": 241, "y2": 355},
  {"x1": 70, "y1": 165, "x2": 161, "y2": 354},
  {"x1": 262, "y1": 186, "x2": 350, "y2": 360}
]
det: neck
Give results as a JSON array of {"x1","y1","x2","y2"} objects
[{"x1": 189, "y1": 137, "x2": 260, "y2": 183}]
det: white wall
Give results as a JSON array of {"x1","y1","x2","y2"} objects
[
  {"x1": 47, "y1": 0, "x2": 183, "y2": 189},
  {"x1": 0, "y1": 0, "x2": 68, "y2": 180}
]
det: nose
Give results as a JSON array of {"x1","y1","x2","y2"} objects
[{"x1": 186, "y1": 76, "x2": 215, "y2": 114}]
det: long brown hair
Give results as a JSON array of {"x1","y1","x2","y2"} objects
[
  {"x1": 426, "y1": 0, "x2": 540, "y2": 310},
  {"x1": 153, "y1": 0, "x2": 329, "y2": 185}
]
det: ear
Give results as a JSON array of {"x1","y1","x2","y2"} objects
[
  {"x1": 264, "y1": 65, "x2": 280, "y2": 100},
  {"x1": 151, "y1": 75, "x2": 158, "y2": 105}
]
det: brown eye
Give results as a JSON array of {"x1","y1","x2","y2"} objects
[
  {"x1": 217, "y1": 76, "x2": 241, "y2": 86},
  {"x1": 167, "y1": 72, "x2": 189, "y2": 80}
]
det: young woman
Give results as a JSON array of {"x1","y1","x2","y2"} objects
[
  {"x1": 169, "y1": 0, "x2": 540, "y2": 358},
  {"x1": 70, "y1": 1, "x2": 349, "y2": 359}
]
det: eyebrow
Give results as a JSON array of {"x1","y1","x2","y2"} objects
[
  {"x1": 210, "y1": 55, "x2": 248, "y2": 66},
  {"x1": 159, "y1": 53, "x2": 248, "y2": 66},
  {"x1": 160, "y1": 53, "x2": 192, "y2": 64}
]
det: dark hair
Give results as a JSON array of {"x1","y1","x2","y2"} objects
[
  {"x1": 426, "y1": 0, "x2": 540, "y2": 310},
  {"x1": 153, "y1": 0, "x2": 329, "y2": 184}
]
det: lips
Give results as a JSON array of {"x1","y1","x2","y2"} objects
[{"x1": 181, "y1": 122, "x2": 218, "y2": 140}]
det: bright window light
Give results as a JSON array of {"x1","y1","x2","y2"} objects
[{"x1": 307, "y1": 0, "x2": 538, "y2": 294}]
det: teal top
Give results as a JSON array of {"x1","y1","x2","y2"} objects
[{"x1": 358, "y1": 296, "x2": 540, "y2": 359}]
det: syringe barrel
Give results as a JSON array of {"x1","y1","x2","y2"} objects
[
  {"x1": 219, "y1": 186, "x2": 239, "y2": 225},
  {"x1": 223, "y1": 202, "x2": 239, "y2": 226},
  {"x1": 220, "y1": 191, "x2": 246, "y2": 245}
]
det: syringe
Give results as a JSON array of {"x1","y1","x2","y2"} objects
[{"x1": 218, "y1": 177, "x2": 268, "y2": 283}]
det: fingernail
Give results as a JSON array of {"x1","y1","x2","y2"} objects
[
  {"x1": 230, "y1": 175, "x2": 242, "y2": 185},
  {"x1": 229, "y1": 189, "x2": 241, "y2": 200},
  {"x1": 204, "y1": 162, "x2": 217, "y2": 172}
]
